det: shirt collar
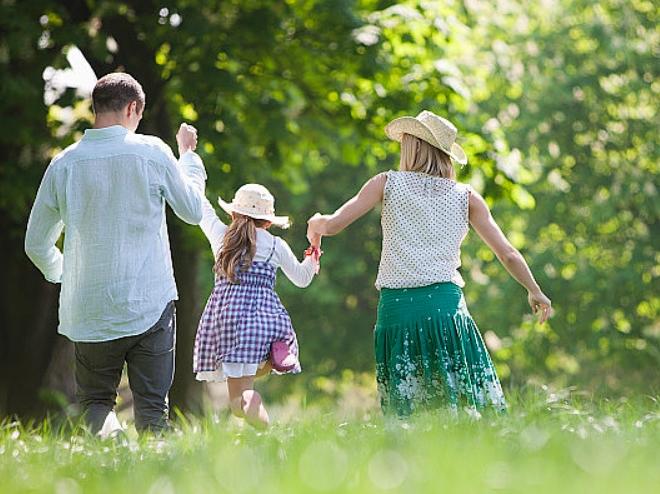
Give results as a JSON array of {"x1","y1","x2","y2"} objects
[{"x1": 83, "y1": 125, "x2": 130, "y2": 140}]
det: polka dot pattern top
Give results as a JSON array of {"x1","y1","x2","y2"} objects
[{"x1": 375, "y1": 171, "x2": 471, "y2": 290}]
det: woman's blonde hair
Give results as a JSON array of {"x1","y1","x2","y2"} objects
[
  {"x1": 214, "y1": 214, "x2": 270, "y2": 283},
  {"x1": 399, "y1": 133, "x2": 455, "y2": 179}
]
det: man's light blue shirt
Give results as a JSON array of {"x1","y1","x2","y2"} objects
[{"x1": 25, "y1": 125, "x2": 206, "y2": 342}]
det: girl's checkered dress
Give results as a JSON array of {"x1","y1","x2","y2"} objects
[{"x1": 193, "y1": 238, "x2": 301, "y2": 377}]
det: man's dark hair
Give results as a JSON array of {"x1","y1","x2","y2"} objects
[{"x1": 92, "y1": 72, "x2": 145, "y2": 114}]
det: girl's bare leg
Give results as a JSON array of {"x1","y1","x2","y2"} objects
[
  {"x1": 226, "y1": 376, "x2": 270, "y2": 429},
  {"x1": 255, "y1": 361, "x2": 272, "y2": 379}
]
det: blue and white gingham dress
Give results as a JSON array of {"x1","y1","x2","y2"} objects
[{"x1": 193, "y1": 237, "x2": 301, "y2": 379}]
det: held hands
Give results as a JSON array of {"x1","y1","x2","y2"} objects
[
  {"x1": 306, "y1": 213, "x2": 326, "y2": 275},
  {"x1": 176, "y1": 123, "x2": 198, "y2": 155},
  {"x1": 528, "y1": 290, "x2": 553, "y2": 324},
  {"x1": 306, "y1": 213, "x2": 326, "y2": 248},
  {"x1": 304, "y1": 245, "x2": 323, "y2": 274}
]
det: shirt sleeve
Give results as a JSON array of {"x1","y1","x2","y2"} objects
[
  {"x1": 275, "y1": 237, "x2": 316, "y2": 288},
  {"x1": 199, "y1": 196, "x2": 227, "y2": 256},
  {"x1": 24, "y1": 163, "x2": 64, "y2": 283},
  {"x1": 159, "y1": 146, "x2": 206, "y2": 225}
]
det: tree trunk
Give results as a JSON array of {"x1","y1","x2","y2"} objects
[
  {"x1": 0, "y1": 1, "x2": 206, "y2": 420},
  {"x1": 169, "y1": 223, "x2": 205, "y2": 413},
  {"x1": 0, "y1": 213, "x2": 66, "y2": 418}
]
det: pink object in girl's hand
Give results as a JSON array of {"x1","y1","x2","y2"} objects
[{"x1": 270, "y1": 341, "x2": 298, "y2": 372}]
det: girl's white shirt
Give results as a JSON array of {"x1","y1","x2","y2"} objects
[{"x1": 199, "y1": 197, "x2": 316, "y2": 288}]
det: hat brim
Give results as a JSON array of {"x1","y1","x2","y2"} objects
[
  {"x1": 385, "y1": 116, "x2": 468, "y2": 165},
  {"x1": 217, "y1": 197, "x2": 290, "y2": 228}
]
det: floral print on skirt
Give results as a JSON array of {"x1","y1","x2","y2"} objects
[{"x1": 375, "y1": 282, "x2": 506, "y2": 416}]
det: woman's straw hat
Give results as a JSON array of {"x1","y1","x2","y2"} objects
[
  {"x1": 385, "y1": 110, "x2": 468, "y2": 165},
  {"x1": 218, "y1": 184, "x2": 290, "y2": 228}
]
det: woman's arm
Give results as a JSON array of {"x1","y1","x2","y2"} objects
[
  {"x1": 306, "y1": 173, "x2": 387, "y2": 246},
  {"x1": 469, "y1": 190, "x2": 553, "y2": 323}
]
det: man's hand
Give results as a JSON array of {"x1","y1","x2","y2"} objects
[{"x1": 176, "y1": 123, "x2": 198, "y2": 155}]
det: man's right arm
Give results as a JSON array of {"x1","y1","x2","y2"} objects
[
  {"x1": 24, "y1": 164, "x2": 64, "y2": 283},
  {"x1": 158, "y1": 125, "x2": 206, "y2": 224}
]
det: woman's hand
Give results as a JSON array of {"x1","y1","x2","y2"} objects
[
  {"x1": 470, "y1": 190, "x2": 552, "y2": 322},
  {"x1": 306, "y1": 213, "x2": 327, "y2": 247},
  {"x1": 528, "y1": 290, "x2": 553, "y2": 324}
]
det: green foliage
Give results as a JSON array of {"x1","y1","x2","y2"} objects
[
  {"x1": 0, "y1": 1, "x2": 62, "y2": 225},
  {"x1": 2, "y1": 0, "x2": 657, "y2": 409},
  {"x1": 274, "y1": 0, "x2": 659, "y2": 394},
  {"x1": 0, "y1": 389, "x2": 658, "y2": 493},
  {"x1": 456, "y1": 0, "x2": 659, "y2": 390}
]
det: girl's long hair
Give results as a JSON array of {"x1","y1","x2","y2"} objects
[
  {"x1": 399, "y1": 133, "x2": 455, "y2": 179},
  {"x1": 214, "y1": 214, "x2": 270, "y2": 283}
]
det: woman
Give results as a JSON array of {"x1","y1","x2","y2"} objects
[{"x1": 307, "y1": 110, "x2": 552, "y2": 416}]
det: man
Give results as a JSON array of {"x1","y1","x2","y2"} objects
[{"x1": 25, "y1": 72, "x2": 206, "y2": 434}]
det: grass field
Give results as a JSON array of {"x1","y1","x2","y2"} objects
[{"x1": 1, "y1": 387, "x2": 658, "y2": 494}]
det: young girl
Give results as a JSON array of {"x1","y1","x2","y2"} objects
[
  {"x1": 307, "y1": 110, "x2": 552, "y2": 416},
  {"x1": 194, "y1": 184, "x2": 319, "y2": 428}
]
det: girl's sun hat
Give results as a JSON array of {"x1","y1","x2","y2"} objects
[
  {"x1": 218, "y1": 184, "x2": 290, "y2": 228},
  {"x1": 385, "y1": 110, "x2": 468, "y2": 165}
]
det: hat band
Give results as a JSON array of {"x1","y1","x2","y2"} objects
[
  {"x1": 233, "y1": 205, "x2": 274, "y2": 215},
  {"x1": 233, "y1": 200, "x2": 274, "y2": 214}
]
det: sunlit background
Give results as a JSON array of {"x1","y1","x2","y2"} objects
[{"x1": 0, "y1": 0, "x2": 657, "y2": 421}]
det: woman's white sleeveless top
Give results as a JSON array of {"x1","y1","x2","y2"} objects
[{"x1": 375, "y1": 171, "x2": 471, "y2": 290}]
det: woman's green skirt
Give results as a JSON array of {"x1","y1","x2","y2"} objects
[{"x1": 375, "y1": 282, "x2": 506, "y2": 416}]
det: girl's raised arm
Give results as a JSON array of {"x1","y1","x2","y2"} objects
[
  {"x1": 468, "y1": 189, "x2": 553, "y2": 323},
  {"x1": 199, "y1": 196, "x2": 227, "y2": 256},
  {"x1": 306, "y1": 172, "x2": 387, "y2": 246}
]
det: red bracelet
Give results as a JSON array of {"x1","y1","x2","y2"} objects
[{"x1": 304, "y1": 246, "x2": 323, "y2": 258}]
